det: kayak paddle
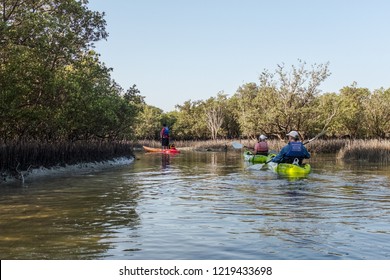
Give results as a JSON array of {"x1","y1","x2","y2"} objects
[
  {"x1": 302, "y1": 130, "x2": 326, "y2": 145},
  {"x1": 232, "y1": 142, "x2": 249, "y2": 149}
]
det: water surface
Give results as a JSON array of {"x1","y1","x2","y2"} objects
[{"x1": 1, "y1": 151, "x2": 390, "y2": 259}]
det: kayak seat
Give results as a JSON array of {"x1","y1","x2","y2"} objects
[{"x1": 283, "y1": 157, "x2": 304, "y2": 165}]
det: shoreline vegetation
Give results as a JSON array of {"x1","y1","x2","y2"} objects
[
  {"x1": 337, "y1": 139, "x2": 390, "y2": 163},
  {"x1": 1, "y1": 141, "x2": 134, "y2": 184},
  {"x1": 1, "y1": 138, "x2": 390, "y2": 184}
]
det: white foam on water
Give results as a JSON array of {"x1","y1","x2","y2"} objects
[{"x1": 1, "y1": 157, "x2": 135, "y2": 184}]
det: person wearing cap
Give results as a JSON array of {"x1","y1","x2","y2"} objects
[
  {"x1": 271, "y1": 130, "x2": 310, "y2": 164},
  {"x1": 254, "y1": 134, "x2": 269, "y2": 155}
]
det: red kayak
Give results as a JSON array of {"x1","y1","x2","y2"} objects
[{"x1": 143, "y1": 146, "x2": 180, "y2": 154}]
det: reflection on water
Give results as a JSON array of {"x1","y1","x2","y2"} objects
[
  {"x1": 1, "y1": 151, "x2": 390, "y2": 259},
  {"x1": 0, "y1": 175, "x2": 141, "y2": 259}
]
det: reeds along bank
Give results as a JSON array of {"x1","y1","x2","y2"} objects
[
  {"x1": 337, "y1": 139, "x2": 390, "y2": 163},
  {"x1": 0, "y1": 141, "x2": 134, "y2": 176}
]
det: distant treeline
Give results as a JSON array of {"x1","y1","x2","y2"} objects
[{"x1": 135, "y1": 79, "x2": 390, "y2": 142}]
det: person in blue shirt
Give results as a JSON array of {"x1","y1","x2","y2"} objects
[
  {"x1": 160, "y1": 124, "x2": 170, "y2": 150},
  {"x1": 271, "y1": 130, "x2": 310, "y2": 165}
]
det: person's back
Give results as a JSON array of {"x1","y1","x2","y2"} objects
[
  {"x1": 160, "y1": 124, "x2": 170, "y2": 149},
  {"x1": 254, "y1": 142, "x2": 268, "y2": 155},
  {"x1": 272, "y1": 131, "x2": 310, "y2": 164},
  {"x1": 282, "y1": 141, "x2": 310, "y2": 164},
  {"x1": 254, "y1": 134, "x2": 269, "y2": 155}
]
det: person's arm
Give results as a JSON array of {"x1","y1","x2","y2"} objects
[
  {"x1": 272, "y1": 145, "x2": 288, "y2": 163},
  {"x1": 303, "y1": 146, "x2": 311, "y2": 159}
]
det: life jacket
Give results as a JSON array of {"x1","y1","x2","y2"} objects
[
  {"x1": 161, "y1": 127, "x2": 169, "y2": 138},
  {"x1": 255, "y1": 141, "x2": 268, "y2": 153},
  {"x1": 285, "y1": 142, "x2": 305, "y2": 158}
]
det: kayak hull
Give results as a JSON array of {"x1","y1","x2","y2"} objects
[
  {"x1": 143, "y1": 146, "x2": 180, "y2": 154},
  {"x1": 268, "y1": 162, "x2": 311, "y2": 177},
  {"x1": 243, "y1": 151, "x2": 275, "y2": 163}
]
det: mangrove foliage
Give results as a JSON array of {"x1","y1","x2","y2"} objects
[{"x1": 1, "y1": 0, "x2": 144, "y2": 143}]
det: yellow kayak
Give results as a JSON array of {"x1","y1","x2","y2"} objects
[
  {"x1": 243, "y1": 151, "x2": 276, "y2": 163},
  {"x1": 268, "y1": 162, "x2": 311, "y2": 177}
]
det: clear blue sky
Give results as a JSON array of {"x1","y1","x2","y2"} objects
[{"x1": 87, "y1": 0, "x2": 390, "y2": 112}]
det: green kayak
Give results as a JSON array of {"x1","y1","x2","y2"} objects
[
  {"x1": 243, "y1": 151, "x2": 276, "y2": 163},
  {"x1": 268, "y1": 162, "x2": 311, "y2": 177}
]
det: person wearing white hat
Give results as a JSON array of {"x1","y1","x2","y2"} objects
[
  {"x1": 253, "y1": 134, "x2": 269, "y2": 155},
  {"x1": 271, "y1": 131, "x2": 310, "y2": 164}
]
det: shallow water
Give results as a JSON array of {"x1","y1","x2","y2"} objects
[{"x1": 1, "y1": 151, "x2": 390, "y2": 259}]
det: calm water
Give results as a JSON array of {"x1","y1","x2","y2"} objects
[{"x1": 1, "y1": 151, "x2": 390, "y2": 260}]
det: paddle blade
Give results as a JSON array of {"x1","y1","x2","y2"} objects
[
  {"x1": 232, "y1": 142, "x2": 244, "y2": 149},
  {"x1": 246, "y1": 163, "x2": 266, "y2": 170}
]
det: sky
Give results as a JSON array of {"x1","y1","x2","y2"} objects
[{"x1": 87, "y1": 0, "x2": 390, "y2": 112}]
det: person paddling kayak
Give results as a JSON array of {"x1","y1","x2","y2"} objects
[{"x1": 272, "y1": 131, "x2": 310, "y2": 165}]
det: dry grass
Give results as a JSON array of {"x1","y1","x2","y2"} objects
[
  {"x1": 137, "y1": 138, "x2": 349, "y2": 153},
  {"x1": 337, "y1": 139, "x2": 390, "y2": 163},
  {"x1": 224, "y1": 139, "x2": 349, "y2": 154},
  {"x1": 305, "y1": 139, "x2": 349, "y2": 154}
]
